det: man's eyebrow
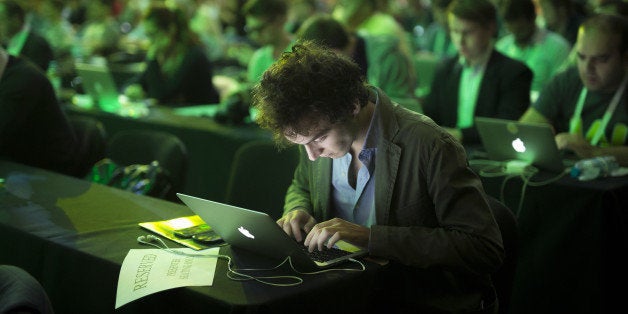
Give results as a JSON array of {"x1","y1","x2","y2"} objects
[
  {"x1": 593, "y1": 53, "x2": 612, "y2": 60},
  {"x1": 576, "y1": 51, "x2": 612, "y2": 59},
  {"x1": 304, "y1": 127, "x2": 331, "y2": 145}
]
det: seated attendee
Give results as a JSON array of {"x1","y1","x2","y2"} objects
[
  {"x1": 520, "y1": 14, "x2": 628, "y2": 166},
  {"x1": 537, "y1": 0, "x2": 589, "y2": 46},
  {"x1": 423, "y1": 0, "x2": 532, "y2": 145},
  {"x1": 252, "y1": 40, "x2": 504, "y2": 313},
  {"x1": 0, "y1": 0, "x2": 53, "y2": 72},
  {"x1": 75, "y1": 0, "x2": 121, "y2": 62},
  {"x1": 296, "y1": 14, "x2": 421, "y2": 112},
  {"x1": 35, "y1": 0, "x2": 78, "y2": 90},
  {"x1": 0, "y1": 265, "x2": 54, "y2": 314},
  {"x1": 595, "y1": 0, "x2": 628, "y2": 17},
  {"x1": 285, "y1": 0, "x2": 317, "y2": 34},
  {"x1": 332, "y1": 0, "x2": 412, "y2": 55},
  {"x1": 419, "y1": 0, "x2": 458, "y2": 59},
  {"x1": 188, "y1": 0, "x2": 229, "y2": 62},
  {"x1": 216, "y1": 0, "x2": 257, "y2": 69},
  {"x1": 496, "y1": 0, "x2": 571, "y2": 98},
  {"x1": 125, "y1": 4, "x2": 220, "y2": 106},
  {"x1": 212, "y1": 0, "x2": 293, "y2": 123},
  {"x1": 243, "y1": 0, "x2": 294, "y2": 83},
  {"x1": 0, "y1": 47, "x2": 77, "y2": 176}
]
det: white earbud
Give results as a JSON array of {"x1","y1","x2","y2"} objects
[{"x1": 137, "y1": 234, "x2": 157, "y2": 244}]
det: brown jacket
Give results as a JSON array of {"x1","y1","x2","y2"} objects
[{"x1": 284, "y1": 88, "x2": 504, "y2": 312}]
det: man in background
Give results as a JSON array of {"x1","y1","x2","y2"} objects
[
  {"x1": 0, "y1": 45, "x2": 77, "y2": 176},
  {"x1": 0, "y1": 0, "x2": 53, "y2": 72},
  {"x1": 423, "y1": 0, "x2": 532, "y2": 146},
  {"x1": 496, "y1": 0, "x2": 571, "y2": 99},
  {"x1": 520, "y1": 14, "x2": 628, "y2": 166}
]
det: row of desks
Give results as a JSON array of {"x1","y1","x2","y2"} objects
[
  {"x1": 4, "y1": 104, "x2": 628, "y2": 313},
  {"x1": 0, "y1": 160, "x2": 378, "y2": 313},
  {"x1": 66, "y1": 105, "x2": 271, "y2": 203}
]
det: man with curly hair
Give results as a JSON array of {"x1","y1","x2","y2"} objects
[{"x1": 252, "y1": 40, "x2": 504, "y2": 313}]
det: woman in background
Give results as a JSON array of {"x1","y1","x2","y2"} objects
[{"x1": 125, "y1": 4, "x2": 220, "y2": 106}]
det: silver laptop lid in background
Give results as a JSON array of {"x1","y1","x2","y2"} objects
[
  {"x1": 75, "y1": 62, "x2": 121, "y2": 113},
  {"x1": 475, "y1": 117, "x2": 566, "y2": 173}
]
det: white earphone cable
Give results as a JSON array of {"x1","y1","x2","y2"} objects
[{"x1": 136, "y1": 235, "x2": 365, "y2": 287}]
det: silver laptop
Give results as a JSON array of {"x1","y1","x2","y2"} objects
[
  {"x1": 176, "y1": 193, "x2": 367, "y2": 270},
  {"x1": 75, "y1": 62, "x2": 121, "y2": 113},
  {"x1": 475, "y1": 117, "x2": 568, "y2": 173}
]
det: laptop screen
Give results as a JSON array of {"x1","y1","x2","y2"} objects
[{"x1": 75, "y1": 62, "x2": 121, "y2": 113}]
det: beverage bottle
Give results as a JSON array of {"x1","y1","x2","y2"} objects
[{"x1": 570, "y1": 156, "x2": 619, "y2": 181}]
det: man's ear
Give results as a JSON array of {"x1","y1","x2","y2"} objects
[{"x1": 352, "y1": 101, "x2": 361, "y2": 116}]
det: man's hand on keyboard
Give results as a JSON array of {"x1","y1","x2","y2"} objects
[
  {"x1": 277, "y1": 209, "x2": 316, "y2": 242},
  {"x1": 304, "y1": 218, "x2": 369, "y2": 252}
]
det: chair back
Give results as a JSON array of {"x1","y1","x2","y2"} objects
[
  {"x1": 487, "y1": 196, "x2": 519, "y2": 314},
  {"x1": 69, "y1": 116, "x2": 107, "y2": 177},
  {"x1": 225, "y1": 140, "x2": 299, "y2": 220},
  {"x1": 107, "y1": 130, "x2": 188, "y2": 201}
]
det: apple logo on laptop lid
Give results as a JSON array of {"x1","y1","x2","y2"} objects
[
  {"x1": 512, "y1": 138, "x2": 526, "y2": 153},
  {"x1": 238, "y1": 226, "x2": 255, "y2": 239}
]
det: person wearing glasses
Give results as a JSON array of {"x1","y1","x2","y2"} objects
[
  {"x1": 213, "y1": 0, "x2": 294, "y2": 124},
  {"x1": 243, "y1": 0, "x2": 294, "y2": 83}
]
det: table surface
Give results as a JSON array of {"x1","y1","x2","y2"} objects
[{"x1": 0, "y1": 161, "x2": 377, "y2": 314}]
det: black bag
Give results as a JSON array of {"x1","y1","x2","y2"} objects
[{"x1": 86, "y1": 158, "x2": 172, "y2": 198}]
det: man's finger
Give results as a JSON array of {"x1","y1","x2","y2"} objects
[
  {"x1": 303, "y1": 217, "x2": 316, "y2": 233},
  {"x1": 290, "y1": 219, "x2": 303, "y2": 242},
  {"x1": 326, "y1": 232, "x2": 341, "y2": 249}
]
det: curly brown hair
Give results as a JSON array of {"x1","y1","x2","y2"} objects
[{"x1": 252, "y1": 40, "x2": 369, "y2": 145}]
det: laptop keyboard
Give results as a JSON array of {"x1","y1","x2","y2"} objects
[{"x1": 299, "y1": 245, "x2": 352, "y2": 262}]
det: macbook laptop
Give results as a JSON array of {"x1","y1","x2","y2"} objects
[
  {"x1": 475, "y1": 117, "x2": 569, "y2": 173},
  {"x1": 176, "y1": 193, "x2": 367, "y2": 270},
  {"x1": 75, "y1": 62, "x2": 122, "y2": 113}
]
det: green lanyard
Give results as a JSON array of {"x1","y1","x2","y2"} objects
[
  {"x1": 7, "y1": 27, "x2": 29, "y2": 56},
  {"x1": 569, "y1": 73, "x2": 628, "y2": 146}
]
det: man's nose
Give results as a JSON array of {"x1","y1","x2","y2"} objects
[{"x1": 304, "y1": 143, "x2": 321, "y2": 161}]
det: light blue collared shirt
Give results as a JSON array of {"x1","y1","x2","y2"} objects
[{"x1": 331, "y1": 89, "x2": 380, "y2": 227}]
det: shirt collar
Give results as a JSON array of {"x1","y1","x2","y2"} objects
[
  {"x1": 532, "y1": 27, "x2": 547, "y2": 44},
  {"x1": 458, "y1": 46, "x2": 493, "y2": 70},
  {"x1": 362, "y1": 87, "x2": 381, "y2": 152}
]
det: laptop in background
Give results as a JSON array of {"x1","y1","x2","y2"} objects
[
  {"x1": 75, "y1": 62, "x2": 121, "y2": 113},
  {"x1": 474, "y1": 117, "x2": 568, "y2": 173},
  {"x1": 172, "y1": 105, "x2": 220, "y2": 117},
  {"x1": 176, "y1": 193, "x2": 367, "y2": 271}
]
